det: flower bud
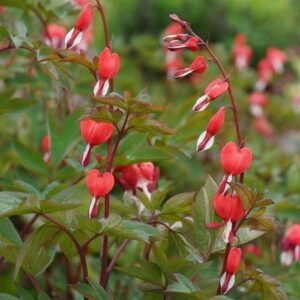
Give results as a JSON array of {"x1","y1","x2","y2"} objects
[
  {"x1": 65, "y1": 4, "x2": 94, "y2": 49},
  {"x1": 193, "y1": 79, "x2": 228, "y2": 112},
  {"x1": 174, "y1": 55, "x2": 207, "y2": 79}
]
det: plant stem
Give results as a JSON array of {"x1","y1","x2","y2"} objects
[
  {"x1": 107, "y1": 239, "x2": 129, "y2": 274},
  {"x1": 185, "y1": 25, "x2": 243, "y2": 146},
  {"x1": 41, "y1": 214, "x2": 88, "y2": 284}
]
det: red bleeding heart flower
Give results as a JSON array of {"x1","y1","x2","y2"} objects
[
  {"x1": 255, "y1": 58, "x2": 274, "y2": 91},
  {"x1": 45, "y1": 24, "x2": 66, "y2": 48},
  {"x1": 266, "y1": 48, "x2": 286, "y2": 74},
  {"x1": 86, "y1": 169, "x2": 114, "y2": 218},
  {"x1": 213, "y1": 193, "x2": 245, "y2": 243},
  {"x1": 249, "y1": 92, "x2": 268, "y2": 117},
  {"x1": 280, "y1": 224, "x2": 300, "y2": 266},
  {"x1": 114, "y1": 162, "x2": 160, "y2": 213},
  {"x1": 221, "y1": 142, "x2": 253, "y2": 176},
  {"x1": 193, "y1": 79, "x2": 228, "y2": 112},
  {"x1": 65, "y1": 4, "x2": 94, "y2": 49},
  {"x1": 94, "y1": 47, "x2": 120, "y2": 96},
  {"x1": 197, "y1": 106, "x2": 226, "y2": 152},
  {"x1": 232, "y1": 34, "x2": 252, "y2": 71},
  {"x1": 167, "y1": 37, "x2": 200, "y2": 52},
  {"x1": 174, "y1": 55, "x2": 207, "y2": 79},
  {"x1": 254, "y1": 117, "x2": 273, "y2": 139},
  {"x1": 41, "y1": 135, "x2": 51, "y2": 164},
  {"x1": 220, "y1": 247, "x2": 242, "y2": 294},
  {"x1": 80, "y1": 119, "x2": 114, "y2": 166},
  {"x1": 244, "y1": 243, "x2": 262, "y2": 257}
]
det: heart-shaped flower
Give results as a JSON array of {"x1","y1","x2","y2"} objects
[
  {"x1": 94, "y1": 47, "x2": 120, "y2": 96},
  {"x1": 221, "y1": 142, "x2": 253, "y2": 175},
  {"x1": 86, "y1": 169, "x2": 114, "y2": 218},
  {"x1": 80, "y1": 119, "x2": 114, "y2": 166}
]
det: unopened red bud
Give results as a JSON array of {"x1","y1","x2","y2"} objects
[{"x1": 207, "y1": 107, "x2": 226, "y2": 136}]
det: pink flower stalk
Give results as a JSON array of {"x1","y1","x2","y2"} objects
[
  {"x1": 197, "y1": 107, "x2": 226, "y2": 152},
  {"x1": 193, "y1": 79, "x2": 229, "y2": 112},
  {"x1": 65, "y1": 4, "x2": 94, "y2": 49}
]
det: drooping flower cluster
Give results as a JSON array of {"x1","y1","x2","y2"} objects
[
  {"x1": 114, "y1": 162, "x2": 160, "y2": 213},
  {"x1": 232, "y1": 34, "x2": 252, "y2": 71},
  {"x1": 280, "y1": 224, "x2": 300, "y2": 266},
  {"x1": 164, "y1": 16, "x2": 253, "y2": 295}
]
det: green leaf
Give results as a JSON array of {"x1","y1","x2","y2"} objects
[
  {"x1": 0, "y1": 192, "x2": 80, "y2": 219},
  {"x1": 0, "y1": 294, "x2": 19, "y2": 300},
  {"x1": 48, "y1": 109, "x2": 82, "y2": 167},
  {"x1": 162, "y1": 192, "x2": 196, "y2": 214},
  {"x1": 16, "y1": 286, "x2": 34, "y2": 300},
  {"x1": 15, "y1": 224, "x2": 60, "y2": 278},
  {"x1": 0, "y1": 98, "x2": 36, "y2": 115},
  {"x1": 166, "y1": 273, "x2": 198, "y2": 294},
  {"x1": 37, "y1": 292, "x2": 52, "y2": 300},
  {"x1": 129, "y1": 119, "x2": 175, "y2": 135},
  {"x1": 0, "y1": 218, "x2": 22, "y2": 247},
  {"x1": 116, "y1": 261, "x2": 163, "y2": 285},
  {"x1": 229, "y1": 182, "x2": 253, "y2": 210},
  {"x1": 72, "y1": 280, "x2": 113, "y2": 300},
  {"x1": 13, "y1": 141, "x2": 48, "y2": 176},
  {"x1": 212, "y1": 228, "x2": 265, "y2": 253}
]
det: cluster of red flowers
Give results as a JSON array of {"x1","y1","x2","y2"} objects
[
  {"x1": 252, "y1": 48, "x2": 286, "y2": 138},
  {"x1": 281, "y1": 224, "x2": 300, "y2": 266},
  {"x1": 232, "y1": 34, "x2": 286, "y2": 140},
  {"x1": 163, "y1": 15, "x2": 255, "y2": 295},
  {"x1": 39, "y1": 4, "x2": 161, "y2": 219}
]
